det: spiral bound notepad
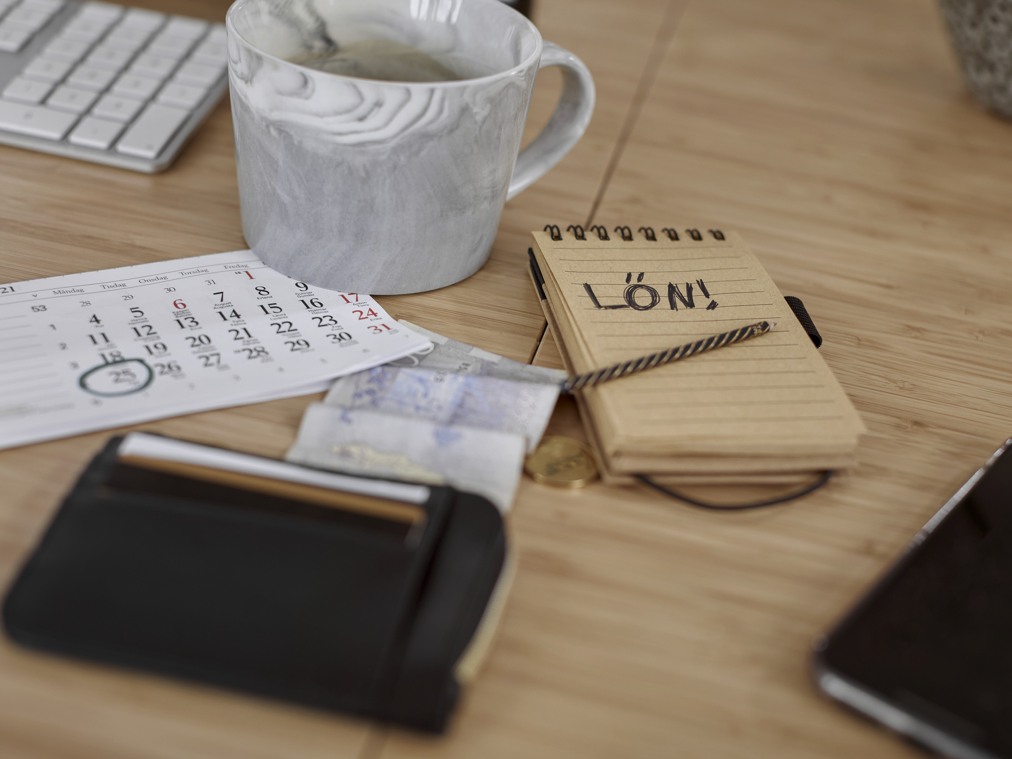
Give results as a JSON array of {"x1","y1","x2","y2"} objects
[{"x1": 528, "y1": 225, "x2": 865, "y2": 484}]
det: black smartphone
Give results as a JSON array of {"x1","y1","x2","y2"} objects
[{"x1": 813, "y1": 438, "x2": 1012, "y2": 759}]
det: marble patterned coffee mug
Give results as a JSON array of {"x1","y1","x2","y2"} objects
[{"x1": 226, "y1": 0, "x2": 595, "y2": 294}]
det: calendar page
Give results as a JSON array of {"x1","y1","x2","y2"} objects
[{"x1": 0, "y1": 250, "x2": 431, "y2": 450}]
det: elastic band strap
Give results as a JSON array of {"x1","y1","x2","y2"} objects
[
  {"x1": 635, "y1": 471, "x2": 832, "y2": 511},
  {"x1": 784, "y1": 296, "x2": 823, "y2": 348}
]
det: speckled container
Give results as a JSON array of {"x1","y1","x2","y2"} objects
[
  {"x1": 226, "y1": 0, "x2": 594, "y2": 294},
  {"x1": 939, "y1": 0, "x2": 1012, "y2": 118}
]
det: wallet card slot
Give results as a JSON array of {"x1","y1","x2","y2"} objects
[
  {"x1": 104, "y1": 462, "x2": 417, "y2": 541},
  {"x1": 117, "y1": 432, "x2": 431, "y2": 505}
]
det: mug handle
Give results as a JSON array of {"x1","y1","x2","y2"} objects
[{"x1": 506, "y1": 42, "x2": 596, "y2": 201}]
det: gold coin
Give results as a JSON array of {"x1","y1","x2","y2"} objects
[{"x1": 524, "y1": 436, "x2": 599, "y2": 488}]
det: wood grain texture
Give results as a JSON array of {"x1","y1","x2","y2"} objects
[
  {"x1": 383, "y1": 0, "x2": 1012, "y2": 757},
  {"x1": 2, "y1": 0, "x2": 1010, "y2": 757}
]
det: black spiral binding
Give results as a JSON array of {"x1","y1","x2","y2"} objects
[
  {"x1": 536, "y1": 223, "x2": 831, "y2": 509},
  {"x1": 544, "y1": 225, "x2": 729, "y2": 242}
]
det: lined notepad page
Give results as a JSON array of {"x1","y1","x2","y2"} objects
[{"x1": 530, "y1": 229, "x2": 865, "y2": 480}]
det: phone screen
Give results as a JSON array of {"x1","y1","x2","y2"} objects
[{"x1": 814, "y1": 439, "x2": 1012, "y2": 758}]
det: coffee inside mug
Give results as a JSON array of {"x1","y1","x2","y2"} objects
[
  {"x1": 231, "y1": 0, "x2": 539, "y2": 85},
  {"x1": 293, "y1": 40, "x2": 486, "y2": 83}
]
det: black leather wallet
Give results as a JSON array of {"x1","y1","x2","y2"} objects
[{"x1": 2, "y1": 433, "x2": 510, "y2": 733}]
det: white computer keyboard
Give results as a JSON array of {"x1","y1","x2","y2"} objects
[{"x1": 0, "y1": 0, "x2": 227, "y2": 172}]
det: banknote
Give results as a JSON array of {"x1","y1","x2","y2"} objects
[
  {"x1": 323, "y1": 365, "x2": 559, "y2": 452},
  {"x1": 394, "y1": 321, "x2": 567, "y2": 385},
  {"x1": 286, "y1": 403, "x2": 525, "y2": 512}
]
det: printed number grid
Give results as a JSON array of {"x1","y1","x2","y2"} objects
[{"x1": 0, "y1": 251, "x2": 430, "y2": 450}]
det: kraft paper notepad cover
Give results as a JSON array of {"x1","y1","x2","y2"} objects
[{"x1": 528, "y1": 228, "x2": 866, "y2": 483}]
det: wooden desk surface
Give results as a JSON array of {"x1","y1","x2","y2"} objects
[{"x1": 2, "y1": 0, "x2": 1011, "y2": 757}]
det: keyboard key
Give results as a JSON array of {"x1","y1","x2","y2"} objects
[
  {"x1": 8, "y1": 4, "x2": 59, "y2": 22},
  {"x1": 22, "y1": 56, "x2": 74, "y2": 82},
  {"x1": 61, "y1": 15, "x2": 116, "y2": 42},
  {"x1": 0, "y1": 99, "x2": 79, "y2": 139},
  {"x1": 22, "y1": 0, "x2": 66, "y2": 11},
  {"x1": 102, "y1": 22, "x2": 152, "y2": 51},
  {"x1": 173, "y1": 60, "x2": 224, "y2": 88},
  {"x1": 0, "y1": 24, "x2": 33, "y2": 52},
  {"x1": 66, "y1": 64, "x2": 119, "y2": 91},
  {"x1": 189, "y1": 37, "x2": 226, "y2": 66},
  {"x1": 90, "y1": 92, "x2": 144, "y2": 122},
  {"x1": 76, "y1": 1, "x2": 122, "y2": 22},
  {"x1": 46, "y1": 84, "x2": 99, "y2": 113},
  {"x1": 114, "y1": 101, "x2": 188, "y2": 158},
  {"x1": 68, "y1": 115, "x2": 123, "y2": 148},
  {"x1": 146, "y1": 32, "x2": 194, "y2": 57},
  {"x1": 4, "y1": 5, "x2": 55, "y2": 32},
  {"x1": 85, "y1": 43, "x2": 135, "y2": 70},
  {"x1": 2, "y1": 76, "x2": 54, "y2": 104},
  {"x1": 111, "y1": 71, "x2": 161, "y2": 99},
  {"x1": 119, "y1": 7, "x2": 163, "y2": 30},
  {"x1": 205, "y1": 25, "x2": 226, "y2": 44},
  {"x1": 0, "y1": 2, "x2": 227, "y2": 170},
  {"x1": 129, "y1": 51, "x2": 178, "y2": 78},
  {"x1": 162, "y1": 16, "x2": 207, "y2": 39},
  {"x1": 157, "y1": 80, "x2": 207, "y2": 110},
  {"x1": 42, "y1": 36, "x2": 92, "y2": 62}
]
